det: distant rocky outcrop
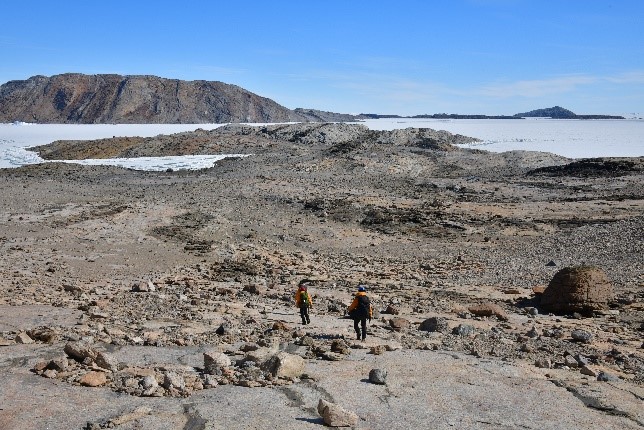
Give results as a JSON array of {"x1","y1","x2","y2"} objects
[
  {"x1": 0, "y1": 73, "x2": 313, "y2": 124},
  {"x1": 514, "y1": 106, "x2": 624, "y2": 120},
  {"x1": 293, "y1": 108, "x2": 364, "y2": 122}
]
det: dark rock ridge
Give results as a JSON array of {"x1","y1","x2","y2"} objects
[
  {"x1": 0, "y1": 73, "x2": 312, "y2": 124},
  {"x1": 31, "y1": 122, "x2": 480, "y2": 160}
]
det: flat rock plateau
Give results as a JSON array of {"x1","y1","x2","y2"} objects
[{"x1": 0, "y1": 123, "x2": 642, "y2": 429}]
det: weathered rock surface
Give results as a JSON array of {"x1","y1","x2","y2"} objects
[
  {"x1": 0, "y1": 123, "x2": 642, "y2": 429},
  {"x1": 541, "y1": 266, "x2": 615, "y2": 314}
]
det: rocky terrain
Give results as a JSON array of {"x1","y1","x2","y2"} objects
[
  {"x1": 0, "y1": 123, "x2": 642, "y2": 429},
  {"x1": 0, "y1": 74, "x2": 313, "y2": 124}
]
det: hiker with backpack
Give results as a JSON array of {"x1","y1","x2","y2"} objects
[
  {"x1": 347, "y1": 285, "x2": 373, "y2": 341},
  {"x1": 295, "y1": 279, "x2": 313, "y2": 325}
]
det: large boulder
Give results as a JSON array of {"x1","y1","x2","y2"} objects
[
  {"x1": 540, "y1": 266, "x2": 614, "y2": 314},
  {"x1": 261, "y1": 352, "x2": 305, "y2": 378}
]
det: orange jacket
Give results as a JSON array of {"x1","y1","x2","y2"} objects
[
  {"x1": 347, "y1": 291, "x2": 372, "y2": 318},
  {"x1": 295, "y1": 288, "x2": 312, "y2": 308}
]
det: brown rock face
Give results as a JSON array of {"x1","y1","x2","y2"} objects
[
  {"x1": 540, "y1": 266, "x2": 614, "y2": 314},
  {"x1": 0, "y1": 73, "x2": 309, "y2": 124}
]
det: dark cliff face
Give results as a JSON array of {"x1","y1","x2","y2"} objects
[{"x1": 0, "y1": 73, "x2": 309, "y2": 124}]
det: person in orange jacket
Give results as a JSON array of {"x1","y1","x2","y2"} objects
[
  {"x1": 347, "y1": 285, "x2": 372, "y2": 340},
  {"x1": 295, "y1": 279, "x2": 313, "y2": 325}
]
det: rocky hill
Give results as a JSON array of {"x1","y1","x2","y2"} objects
[
  {"x1": 514, "y1": 106, "x2": 624, "y2": 120},
  {"x1": 0, "y1": 73, "x2": 313, "y2": 124}
]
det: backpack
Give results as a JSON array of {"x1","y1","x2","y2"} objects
[
  {"x1": 300, "y1": 290, "x2": 311, "y2": 308},
  {"x1": 351, "y1": 295, "x2": 370, "y2": 318}
]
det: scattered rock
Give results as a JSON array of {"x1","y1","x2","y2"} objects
[
  {"x1": 261, "y1": 352, "x2": 304, "y2": 378},
  {"x1": 317, "y1": 399, "x2": 359, "y2": 427},
  {"x1": 272, "y1": 321, "x2": 291, "y2": 331},
  {"x1": 580, "y1": 366, "x2": 599, "y2": 377},
  {"x1": 131, "y1": 280, "x2": 155, "y2": 292},
  {"x1": 535, "y1": 358, "x2": 552, "y2": 369},
  {"x1": 452, "y1": 324, "x2": 475, "y2": 337},
  {"x1": 95, "y1": 351, "x2": 119, "y2": 371},
  {"x1": 64, "y1": 341, "x2": 98, "y2": 362},
  {"x1": 243, "y1": 284, "x2": 266, "y2": 295},
  {"x1": 383, "y1": 304, "x2": 400, "y2": 315},
  {"x1": 369, "y1": 368, "x2": 387, "y2": 385},
  {"x1": 571, "y1": 329, "x2": 593, "y2": 343},
  {"x1": 162, "y1": 371, "x2": 185, "y2": 390},
  {"x1": 14, "y1": 332, "x2": 34, "y2": 344},
  {"x1": 418, "y1": 317, "x2": 449, "y2": 333},
  {"x1": 47, "y1": 357, "x2": 69, "y2": 372},
  {"x1": 204, "y1": 351, "x2": 231, "y2": 375},
  {"x1": 389, "y1": 317, "x2": 411, "y2": 331},
  {"x1": 369, "y1": 345, "x2": 386, "y2": 355},
  {"x1": 597, "y1": 371, "x2": 619, "y2": 382},
  {"x1": 468, "y1": 303, "x2": 508, "y2": 321},
  {"x1": 79, "y1": 371, "x2": 107, "y2": 387}
]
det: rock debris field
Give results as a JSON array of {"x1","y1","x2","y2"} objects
[{"x1": 0, "y1": 123, "x2": 643, "y2": 429}]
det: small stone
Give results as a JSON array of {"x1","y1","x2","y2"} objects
[
  {"x1": 369, "y1": 345, "x2": 386, "y2": 355},
  {"x1": 580, "y1": 365, "x2": 599, "y2": 377},
  {"x1": 330, "y1": 339, "x2": 350, "y2": 355},
  {"x1": 369, "y1": 368, "x2": 387, "y2": 385},
  {"x1": 131, "y1": 281, "x2": 155, "y2": 292},
  {"x1": 317, "y1": 399, "x2": 359, "y2": 427},
  {"x1": 14, "y1": 332, "x2": 34, "y2": 344},
  {"x1": 140, "y1": 375, "x2": 159, "y2": 390},
  {"x1": 452, "y1": 324, "x2": 475, "y2": 337},
  {"x1": 243, "y1": 284, "x2": 266, "y2": 295},
  {"x1": 95, "y1": 351, "x2": 119, "y2": 371},
  {"x1": 64, "y1": 340, "x2": 98, "y2": 362},
  {"x1": 272, "y1": 321, "x2": 291, "y2": 331},
  {"x1": 418, "y1": 317, "x2": 449, "y2": 333},
  {"x1": 526, "y1": 326, "x2": 539, "y2": 338},
  {"x1": 47, "y1": 357, "x2": 69, "y2": 372},
  {"x1": 597, "y1": 371, "x2": 619, "y2": 382},
  {"x1": 389, "y1": 317, "x2": 411, "y2": 331},
  {"x1": 162, "y1": 372, "x2": 185, "y2": 390},
  {"x1": 204, "y1": 351, "x2": 232, "y2": 375},
  {"x1": 468, "y1": 303, "x2": 508, "y2": 321},
  {"x1": 42, "y1": 369, "x2": 57, "y2": 379},
  {"x1": 384, "y1": 304, "x2": 400, "y2": 315},
  {"x1": 79, "y1": 371, "x2": 107, "y2": 387},
  {"x1": 261, "y1": 352, "x2": 304, "y2": 378},
  {"x1": 33, "y1": 361, "x2": 49, "y2": 373},
  {"x1": 535, "y1": 358, "x2": 552, "y2": 369},
  {"x1": 564, "y1": 355, "x2": 579, "y2": 368},
  {"x1": 571, "y1": 329, "x2": 593, "y2": 343}
]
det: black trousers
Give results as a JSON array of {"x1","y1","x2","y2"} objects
[
  {"x1": 353, "y1": 317, "x2": 367, "y2": 340},
  {"x1": 300, "y1": 306, "x2": 310, "y2": 324}
]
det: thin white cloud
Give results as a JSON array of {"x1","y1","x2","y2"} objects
[
  {"x1": 477, "y1": 75, "x2": 599, "y2": 98},
  {"x1": 475, "y1": 71, "x2": 644, "y2": 98},
  {"x1": 605, "y1": 71, "x2": 644, "y2": 84}
]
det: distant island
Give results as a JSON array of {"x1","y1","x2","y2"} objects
[{"x1": 361, "y1": 106, "x2": 624, "y2": 120}]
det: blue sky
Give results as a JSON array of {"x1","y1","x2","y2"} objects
[{"x1": 1, "y1": 0, "x2": 642, "y2": 115}]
